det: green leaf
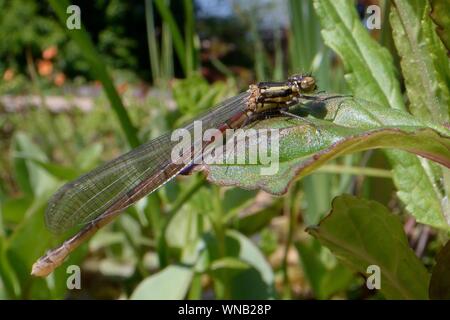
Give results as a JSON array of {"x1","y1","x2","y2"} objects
[
  {"x1": 296, "y1": 238, "x2": 353, "y2": 299},
  {"x1": 130, "y1": 265, "x2": 193, "y2": 300},
  {"x1": 210, "y1": 257, "x2": 250, "y2": 271},
  {"x1": 429, "y1": 240, "x2": 450, "y2": 299},
  {"x1": 204, "y1": 96, "x2": 450, "y2": 230},
  {"x1": 165, "y1": 193, "x2": 208, "y2": 251},
  {"x1": 312, "y1": 0, "x2": 449, "y2": 231},
  {"x1": 388, "y1": 152, "x2": 449, "y2": 230},
  {"x1": 308, "y1": 195, "x2": 430, "y2": 299},
  {"x1": 390, "y1": 0, "x2": 450, "y2": 122}
]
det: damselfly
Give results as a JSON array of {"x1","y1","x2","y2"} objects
[{"x1": 31, "y1": 74, "x2": 318, "y2": 277}]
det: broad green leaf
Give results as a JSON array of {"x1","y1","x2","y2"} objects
[
  {"x1": 390, "y1": 0, "x2": 450, "y2": 122},
  {"x1": 429, "y1": 0, "x2": 450, "y2": 54},
  {"x1": 312, "y1": 0, "x2": 449, "y2": 231},
  {"x1": 429, "y1": 240, "x2": 450, "y2": 299},
  {"x1": 205, "y1": 96, "x2": 450, "y2": 230},
  {"x1": 308, "y1": 194, "x2": 430, "y2": 299},
  {"x1": 388, "y1": 152, "x2": 448, "y2": 230},
  {"x1": 302, "y1": 173, "x2": 334, "y2": 225},
  {"x1": 390, "y1": 0, "x2": 450, "y2": 230},
  {"x1": 296, "y1": 238, "x2": 353, "y2": 299},
  {"x1": 130, "y1": 265, "x2": 193, "y2": 300},
  {"x1": 165, "y1": 209, "x2": 202, "y2": 250}
]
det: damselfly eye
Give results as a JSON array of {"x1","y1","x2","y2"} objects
[{"x1": 300, "y1": 76, "x2": 316, "y2": 92}]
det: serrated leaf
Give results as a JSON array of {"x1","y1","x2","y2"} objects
[
  {"x1": 308, "y1": 195, "x2": 430, "y2": 299},
  {"x1": 204, "y1": 96, "x2": 450, "y2": 230},
  {"x1": 390, "y1": 0, "x2": 450, "y2": 122},
  {"x1": 312, "y1": 0, "x2": 449, "y2": 231},
  {"x1": 429, "y1": 240, "x2": 450, "y2": 299}
]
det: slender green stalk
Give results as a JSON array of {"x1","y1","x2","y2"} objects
[
  {"x1": 183, "y1": 0, "x2": 196, "y2": 76},
  {"x1": 210, "y1": 58, "x2": 235, "y2": 79},
  {"x1": 273, "y1": 27, "x2": 284, "y2": 80},
  {"x1": 145, "y1": 0, "x2": 161, "y2": 84},
  {"x1": 154, "y1": 0, "x2": 187, "y2": 75},
  {"x1": 317, "y1": 164, "x2": 393, "y2": 178},
  {"x1": 161, "y1": 15, "x2": 174, "y2": 80},
  {"x1": 249, "y1": 14, "x2": 266, "y2": 81}
]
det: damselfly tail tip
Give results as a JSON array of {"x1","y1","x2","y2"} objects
[{"x1": 31, "y1": 259, "x2": 52, "y2": 277}]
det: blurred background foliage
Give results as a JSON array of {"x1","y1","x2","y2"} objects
[{"x1": 0, "y1": 0, "x2": 448, "y2": 300}]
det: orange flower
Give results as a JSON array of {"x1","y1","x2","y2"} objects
[
  {"x1": 117, "y1": 82, "x2": 128, "y2": 94},
  {"x1": 54, "y1": 72, "x2": 66, "y2": 86},
  {"x1": 3, "y1": 68, "x2": 14, "y2": 81},
  {"x1": 42, "y1": 46, "x2": 58, "y2": 60},
  {"x1": 37, "y1": 60, "x2": 53, "y2": 76}
]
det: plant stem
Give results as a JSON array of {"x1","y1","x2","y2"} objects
[{"x1": 317, "y1": 164, "x2": 392, "y2": 178}]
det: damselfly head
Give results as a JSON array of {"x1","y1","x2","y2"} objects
[{"x1": 288, "y1": 74, "x2": 317, "y2": 93}]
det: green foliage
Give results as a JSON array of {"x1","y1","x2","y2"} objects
[
  {"x1": 308, "y1": 195, "x2": 430, "y2": 299},
  {"x1": 296, "y1": 238, "x2": 353, "y2": 299},
  {"x1": 312, "y1": 0, "x2": 450, "y2": 233},
  {"x1": 1, "y1": 0, "x2": 449, "y2": 301},
  {"x1": 131, "y1": 265, "x2": 194, "y2": 300},
  {"x1": 206, "y1": 97, "x2": 450, "y2": 230},
  {"x1": 48, "y1": 0, "x2": 140, "y2": 148}
]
